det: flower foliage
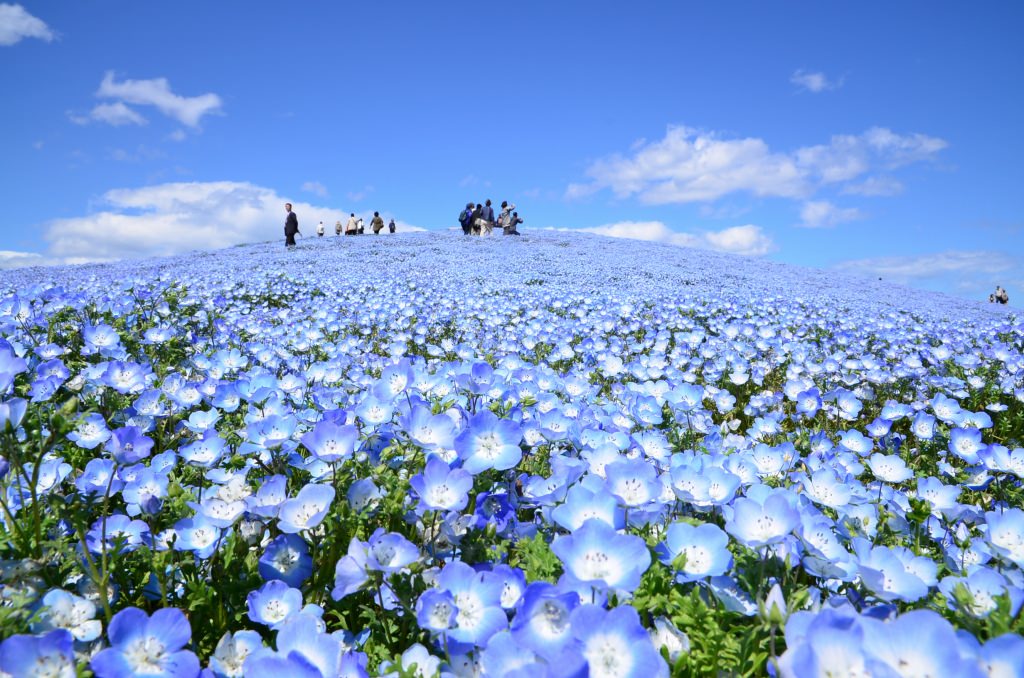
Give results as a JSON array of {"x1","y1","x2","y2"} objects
[{"x1": 0, "y1": 231, "x2": 1022, "y2": 675}]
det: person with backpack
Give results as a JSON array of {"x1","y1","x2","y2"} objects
[
  {"x1": 498, "y1": 201, "x2": 516, "y2": 234},
  {"x1": 470, "y1": 203, "x2": 484, "y2": 235},
  {"x1": 284, "y1": 203, "x2": 300, "y2": 248},
  {"x1": 371, "y1": 212, "x2": 385, "y2": 234},
  {"x1": 388, "y1": 218, "x2": 396, "y2": 233},
  {"x1": 459, "y1": 202, "x2": 474, "y2": 234}
]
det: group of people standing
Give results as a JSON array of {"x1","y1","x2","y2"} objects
[
  {"x1": 320, "y1": 212, "x2": 395, "y2": 237},
  {"x1": 989, "y1": 285, "x2": 1010, "y2": 305},
  {"x1": 283, "y1": 203, "x2": 396, "y2": 248},
  {"x1": 459, "y1": 199, "x2": 523, "y2": 236}
]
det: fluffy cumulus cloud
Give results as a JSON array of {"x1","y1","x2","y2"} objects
[
  {"x1": 790, "y1": 69, "x2": 841, "y2": 93},
  {"x1": 0, "y1": 3, "x2": 54, "y2": 46},
  {"x1": 95, "y1": 71, "x2": 222, "y2": 128},
  {"x1": 13, "y1": 181, "x2": 423, "y2": 266},
  {"x1": 578, "y1": 221, "x2": 775, "y2": 256},
  {"x1": 566, "y1": 125, "x2": 946, "y2": 206},
  {"x1": 799, "y1": 200, "x2": 864, "y2": 228}
]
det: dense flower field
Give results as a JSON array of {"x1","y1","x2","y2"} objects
[{"x1": 0, "y1": 231, "x2": 1022, "y2": 677}]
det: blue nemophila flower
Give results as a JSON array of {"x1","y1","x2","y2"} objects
[
  {"x1": 725, "y1": 491, "x2": 800, "y2": 548},
  {"x1": 401, "y1": 404, "x2": 458, "y2": 450},
  {"x1": 347, "y1": 477, "x2": 384, "y2": 513},
  {"x1": 0, "y1": 397, "x2": 27, "y2": 431},
  {"x1": 32, "y1": 588, "x2": 102, "y2": 643},
  {"x1": 978, "y1": 634, "x2": 1024, "y2": 678},
  {"x1": 332, "y1": 537, "x2": 370, "y2": 600},
  {"x1": 366, "y1": 528, "x2": 420, "y2": 574},
  {"x1": 910, "y1": 411, "x2": 937, "y2": 440},
  {"x1": 479, "y1": 631, "x2": 546, "y2": 677},
  {"x1": 301, "y1": 419, "x2": 359, "y2": 462},
  {"x1": 277, "y1": 483, "x2": 335, "y2": 533},
  {"x1": 509, "y1": 581, "x2": 580, "y2": 662},
  {"x1": 939, "y1": 567, "x2": 1024, "y2": 618},
  {"x1": 551, "y1": 518, "x2": 651, "y2": 594},
  {"x1": 104, "y1": 425, "x2": 154, "y2": 465},
  {"x1": 985, "y1": 508, "x2": 1024, "y2": 567},
  {"x1": 122, "y1": 467, "x2": 169, "y2": 516},
  {"x1": 247, "y1": 474, "x2": 288, "y2": 519},
  {"x1": 409, "y1": 456, "x2": 473, "y2": 512},
  {"x1": 86, "y1": 513, "x2": 151, "y2": 554},
  {"x1": 436, "y1": 560, "x2": 508, "y2": 647},
  {"x1": 455, "y1": 409, "x2": 523, "y2": 473},
  {"x1": 247, "y1": 580, "x2": 303, "y2": 630},
  {"x1": 603, "y1": 457, "x2": 661, "y2": 507},
  {"x1": 178, "y1": 431, "x2": 226, "y2": 468},
  {"x1": 0, "y1": 346, "x2": 28, "y2": 394},
  {"x1": 76, "y1": 458, "x2": 123, "y2": 496},
  {"x1": 0, "y1": 629, "x2": 76, "y2": 678},
  {"x1": 860, "y1": 608, "x2": 980, "y2": 676},
  {"x1": 259, "y1": 534, "x2": 313, "y2": 587},
  {"x1": 173, "y1": 515, "x2": 222, "y2": 559},
  {"x1": 656, "y1": 521, "x2": 732, "y2": 582},
  {"x1": 648, "y1": 616, "x2": 690, "y2": 663},
  {"x1": 90, "y1": 607, "x2": 199, "y2": 678},
  {"x1": 570, "y1": 604, "x2": 668, "y2": 678},
  {"x1": 68, "y1": 412, "x2": 112, "y2": 449},
  {"x1": 855, "y1": 540, "x2": 937, "y2": 603},
  {"x1": 208, "y1": 630, "x2": 264, "y2": 678},
  {"x1": 102, "y1": 360, "x2": 151, "y2": 394},
  {"x1": 949, "y1": 427, "x2": 985, "y2": 464},
  {"x1": 551, "y1": 484, "x2": 625, "y2": 531},
  {"x1": 416, "y1": 588, "x2": 458, "y2": 634},
  {"x1": 867, "y1": 453, "x2": 913, "y2": 483}
]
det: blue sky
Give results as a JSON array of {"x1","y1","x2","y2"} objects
[{"x1": 1, "y1": 1, "x2": 1021, "y2": 300}]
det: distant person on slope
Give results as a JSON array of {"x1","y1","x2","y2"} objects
[
  {"x1": 471, "y1": 203, "x2": 484, "y2": 235},
  {"x1": 498, "y1": 201, "x2": 516, "y2": 235},
  {"x1": 284, "y1": 203, "x2": 300, "y2": 248},
  {"x1": 317, "y1": 221, "x2": 325, "y2": 237},
  {"x1": 481, "y1": 199, "x2": 496, "y2": 235},
  {"x1": 335, "y1": 220, "x2": 343, "y2": 236},
  {"x1": 993, "y1": 286, "x2": 1009, "y2": 304},
  {"x1": 388, "y1": 218, "x2": 396, "y2": 233},
  {"x1": 371, "y1": 212, "x2": 385, "y2": 234},
  {"x1": 508, "y1": 211, "x2": 523, "y2": 236},
  {"x1": 345, "y1": 213, "x2": 359, "y2": 236},
  {"x1": 459, "y1": 202, "x2": 474, "y2": 234}
]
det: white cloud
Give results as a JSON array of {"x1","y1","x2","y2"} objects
[
  {"x1": 578, "y1": 221, "x2": 775, "y2": 256},
  {"x1": 799, "y1": 200, "x2": 864, "y2": 228},
  {"x1": 96, "y1": 71, "x2": 222, "y2": 128},
  {"x1": 567, "y1": 125, "x2": 946, "y2": 206},
  {"x1": 790, "y1": 69, "x2": 841, "y2": 93},
  {"x1": 0, "y1": 181, "x2": 429, "y2": 268},
  {"x1": 90, "y1": 102, "x2": 147, "y2": 126},
  {"x1": 302, "y1": 181, "x2": 328, "y2": 197},
  {"x1": 168, "y1": 129, "x2": 187, "y2": 142},
  {"x1": 0, "y1": 3, "x2": 53, "y2": 46},
  {"x1": 346, "y1": 186, "x2": 374, "y2": 202},
  {"x1": 841, "y1": 176, "x2": 904, "y2": 197}
]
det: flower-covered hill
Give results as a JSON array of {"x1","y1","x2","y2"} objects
[{"x1": 0, "y1": 231, "x2": 1022, "y2": 677}]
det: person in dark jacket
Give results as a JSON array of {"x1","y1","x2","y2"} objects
[
  {"x1": 459, "y1": 202, "x2": 474, "y2": 234},
  {"x1": 388, "y1": 218, "x2": 396, "y2": 233},
  {"x1": 284, "y1": 203, "x2": 299, "y2": 248},
  {"x1": 481, "y1": 199, "x2": 495, "y2": 235},
  {"x1": 507, "y1": 211, "x2": 523, "y2": 235},
  {"x1": 470, "y1": 204, "x2": 484, "y2": 235}
]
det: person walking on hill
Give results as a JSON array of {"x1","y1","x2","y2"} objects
[
  {"x1": 345, "y1": 213, "x2": 359, "y2": 236},
  {"x1": 335, "y1": 220, "x2": 343, "y2": 236},
  {"x1": 388, "y1": 218, "x2": 396, "y2": 233},
  {"x1": 284, "y1": 203, "x2": 300, "y2": 248},
  {"x1": 470, "y1": 204, "x2": 484, "y2": 235},
  {"x1": 371, "y1": 212, "x2": 385, "y2": 234},
  {"x1": 498, "y1": 201, "x2": 516, "y2": 235},
  {"x1": 317, "y1": 221, "x2": 325, "y2": 237},
  {"x1": 508, "y1": 211, "x2": 523, "y2": 235}
]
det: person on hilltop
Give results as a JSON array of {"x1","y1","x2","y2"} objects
[
  {"x1": 991, "y1": 286, "x2": 1009, "y2": 304},
  {"x1": 317, "y1": 220, "x2": 325, "y2": 237},
  {"x1": 470, "y1": 203, "x2": 484, "y2": 235},
  {"x1": 459, "y1": 202, "x2": 474, "y2": 235},
  {"x1": 371, "y1": 212, "x2": 385, "y2": 234},
  {"x1": 481, "y1": 199, "x2": 496, "y2": 235},
  {"x1": 508, "y1": 211, "x2": 523, "y2": 236},
  {"x1": 335, "y1": 220, "x2": 343, "y2": 236},
  {"x1": 498, "y1": 200, "x2": 516, "y2": 235},
  {"x1": 284, "y1": 202, "x2": 300, "y2": 248},
  {"x1": 388, "y1": 218, "x2": 396, "y2": 233},
  {"x1": 345, "y1": 213, "x2": 359, "y2": 236}
]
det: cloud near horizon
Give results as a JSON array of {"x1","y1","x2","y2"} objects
[
  {"x1": 575, "y1": 221, "x2": 776, "y2": 257},
  {"x1": 0, "y1": 181, "x2": 424, "y2": 269},
  {"x1": 834, "y1": 250, "x2": 1017, "y2": 298},
  {"x1": 799, "y1": 200, "x2": 864, "y2": 228},
  {"x1": 565, "y1": 125, "x2": 946, "y2": 207},
  {"x1": 0, "y1": 3, "x2": 54, "y2": 46}
]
